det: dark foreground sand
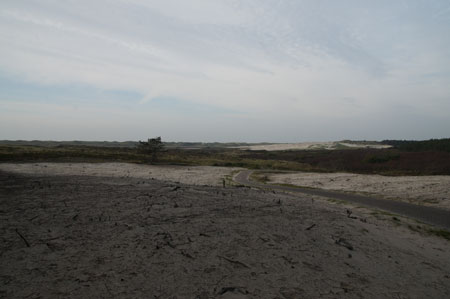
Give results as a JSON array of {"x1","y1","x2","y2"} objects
[{"x1": 1, "y1": 169, "x2": 449, "y2": 298}]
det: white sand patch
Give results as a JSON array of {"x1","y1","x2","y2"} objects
[
  {"x1": 0, "y1": 163, "x2": 241, "y2": 186},
  {"x1": 238, "y1": 142, "x2": 391, "y2": 151},
  {"x1": 267, "y1": 172, "x2": 450, "y2": 210}
]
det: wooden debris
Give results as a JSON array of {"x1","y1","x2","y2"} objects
[
  {"x1": 217, "y1": 255, "x2": 250, "y2": 269},
  {"x1": 305, "y1": 224, "x2": 316, "y2": 231},
  {"x1": 335, "y1": 237, "x2": 354, "y2": 251},
  {"x1": 15, "y1": 229, "x2": 30, "y2": 247}
]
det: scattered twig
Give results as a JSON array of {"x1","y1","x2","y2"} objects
[
  {"x1": 346, "y1": 209, "x2": 358, "y2": 219},
  {"x1": 218, "y1": 287, "x2": 247, "y2": 295},
  {"x1": 305, "y1": 224, "x2": 316, "y2": 231},
  {"x1": 28, "y1": 215, "x2": 39, "y2": 222},
  {"x1": 44, "y1": 236, "x2": 63, "y2": 241},
  {"x1": 335, "y1": 237, "x2": 354, "y2": 251},
  {"x1": 258, "y1": 236, "x2": 270, "y2": 242},
  {"x1": 180, "y1": 249, "x2": 194, "y2": 259},
  {"x1": 166, "y1": 241, "x2": 176, "y2": 248},
  {"x1": 302, "y1": 261, "x2": 323, "y2": 271},
  {"x1": 218, "y1": 255, "x2": 250, "y2": 268},
  {"x1": 15, "y1": 229, "x2": 30, "y2": 247},
  {"x1": 281, "y1": 255, "x2": 296, "y2": 265}
]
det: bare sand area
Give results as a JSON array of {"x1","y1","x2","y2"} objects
[
  {"x1": 1, "y1": 164, "x2": 449, "y2": 298},
  {"x1": 0, "y1": 163, "x2": 240, "y2": 186},
  {"x1": 238, "y1": 142, "x2": 391, "y2": 151},
  {"x1": 266, "y1": 172, "x2": 450, "y2": 211}
]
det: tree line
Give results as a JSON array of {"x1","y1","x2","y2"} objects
[{"x1": 382, "y1": 138, "x2": 450, "y2": 152}]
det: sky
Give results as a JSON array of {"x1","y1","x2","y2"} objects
[{"x1": 1, "y1": 0, "x2": 450, "y2": 142}]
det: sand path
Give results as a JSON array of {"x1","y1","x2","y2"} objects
[
  {"x1": 262, "y1": 171, "x2": 450, "y2": 211},
  {"x1": 235, "y1": 170, "x2": 450, "y2": 229}
]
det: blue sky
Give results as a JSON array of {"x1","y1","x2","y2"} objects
[{"x1": 1, "y1": 0, "x2": 449, "y2": 142}]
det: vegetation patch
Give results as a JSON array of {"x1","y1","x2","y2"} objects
[
  {"x1": 223, "y1": 170, "x2": 242, "y2": 187},
  {"x1": 2, "y1": 138, "x2": 450, "y2": 175},
  {"x1": 250, "y1": 172, "x2": 271, "y2": 184},
  {"x1": 325, "y1": 198, "x2": 347, "y2": 205},
  {"x1": 383, "y1": 138, "x2": 450, "y2": 152},
  {"x1": 365, "y1": 153, "x2": 400, "y2": 164},
  {"x1": 427, "y1": 228, "x2": 450, "y2": 241}
]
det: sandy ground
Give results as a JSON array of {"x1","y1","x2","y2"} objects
[
  {"x1": 238, "y1": 142, "x2": 391, "y2": 151},
  {"x1": 1, "y1": 165, "x2": 450, "y2": 298},
  {"x1": 266, "y1": 172, "x2": 450, "y2": 211},
  {"x1": 0, "y1": 163, "x2": 241, "y2": 186}
]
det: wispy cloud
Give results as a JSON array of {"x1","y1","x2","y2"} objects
[{"x1": 1, "y1": 0, "x2": 449, "y2": 141}]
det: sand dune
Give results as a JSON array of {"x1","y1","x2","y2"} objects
[
  {"x1": 1, "y1": 163, "x2": 449, "y2": 298},
  {"x1": 266, "y1": 172, "x2": 450, "y2": 211},
  {"x1": 0, "y1": 163, "x2": 240, "y2": 186},
  {"x1": 237, "y1": 142, "x2": 391, "y2": 151}
]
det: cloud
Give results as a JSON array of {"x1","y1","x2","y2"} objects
[{"x1": 1, "y1": 0, "x2": 450, "y2": 141}]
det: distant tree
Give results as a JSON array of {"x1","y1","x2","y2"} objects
[{"x1": 137, "y1": 137, "x2": 164, "y2": 163}]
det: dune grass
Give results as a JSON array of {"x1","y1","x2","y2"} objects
[{"x1": 1, "y1": 144, "x2": 450, "y2": 175}]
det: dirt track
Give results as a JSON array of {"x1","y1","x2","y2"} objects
[
  {"x1": 1, "y1": 168, "x2": 450, "y2": 298},
  {"x1": 234, "y1": 170, "x2": 450, "y2": 229},
  {"x1": 265, "y1": 171, "x2": 450, "y2": 211}
]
